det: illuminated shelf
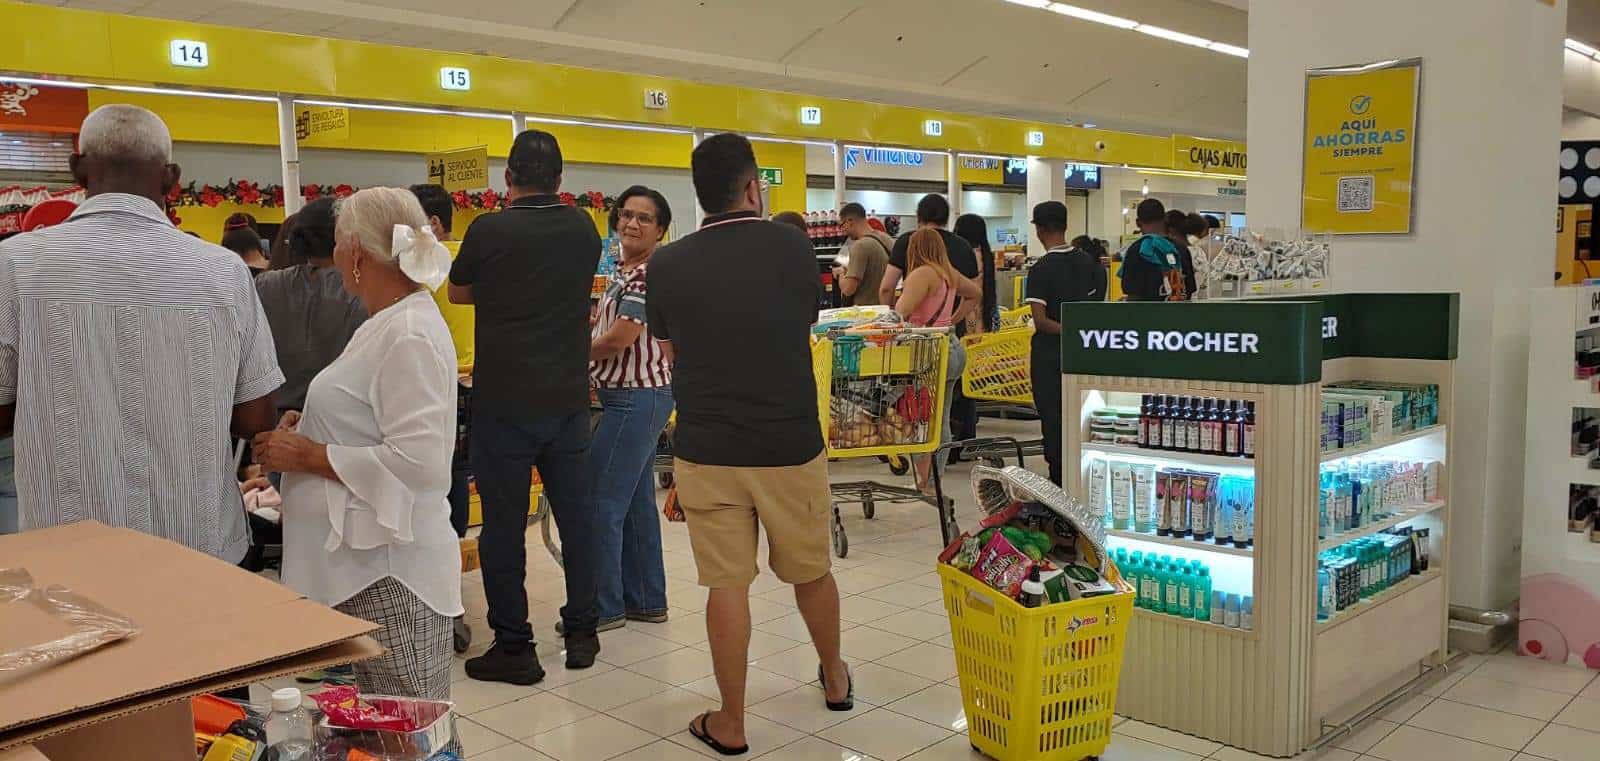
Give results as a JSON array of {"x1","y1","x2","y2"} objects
[
  {"x1": 1081, "y1": 442, "x2": 1255, "y2": 470},
  {"x1": 1316, "y1": 569, "x2": 1442, "y2": 632},
  {"x1": 1132, "y1": 608, "x2": 1256, "y2": 638},
  {"x1": 1317, "y1": 501, "x2": 1446, "y2": 553},
  {"x1": 1319, "y1": 424, "x2": 1446, "y2": 463},
  {"x1": 1107, "y1": 528, "x2": 1254, "y2": 558}
]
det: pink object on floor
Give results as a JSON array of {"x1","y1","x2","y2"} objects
[{"x1": 1518, "y1": 572, "x2": 1600, "y2": 668}]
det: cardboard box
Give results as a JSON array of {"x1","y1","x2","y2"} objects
[{"x1": 0, "y1": 522, "x2": 382, "y2": 760}]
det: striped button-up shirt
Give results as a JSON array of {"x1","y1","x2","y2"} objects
[
  {"x1": 590, "y1": 262, "x2": 670, "y2": 389},
  {"x1": 0, "y1": 193, "x2": 284, "y2": 562}
]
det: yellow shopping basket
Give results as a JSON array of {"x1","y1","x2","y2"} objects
[
  {"x1": 939, "y1": 563, "x2": 1134, "y2": 761},
  {"x1": 962, "y1": 328, "x2": 1035, "y2": 406}
]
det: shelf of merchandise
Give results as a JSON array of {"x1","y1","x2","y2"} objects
[
  {"x1": 1315, "y1": 569, "x2": 1443, "y2": 633},
  {"x1": 1317, "y1": 501, "x2": 1447, "y2": 552},
  {"x1": 1107, "y1": 527, "x2": 1255, "y2": 558},
  {"x1": 1060, "y1": 294, "x2": 1456, "y2": 757},
  {"x1": 1081, "y1": 442, "x2": 1256, "y2": 470},
  {"x1": 1319, "y1": 424, "x2": 1446, "y2": 463},
  {"x1": 1132, "y1": 607, "x2": 1256, "y2": 638}
]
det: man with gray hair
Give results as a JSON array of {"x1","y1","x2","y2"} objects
[{"x1": 0, "y1": 104, "x2": 283, "y2": 562}]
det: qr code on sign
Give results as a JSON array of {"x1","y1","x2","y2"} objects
[{"x1": 1337, "y1": 175, "x2": 1374, "y2": 213}]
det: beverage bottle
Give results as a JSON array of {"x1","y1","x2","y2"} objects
[
  {"x1": 265, "y1": 688, "x2": 313, "y2": 761},
  {"x1": 1019, "y1": 568, "x2": 1046, "y2": 608},
  {"x1": 1191, "y1": 561, "x2": 1212, "y2": 621},
  {"x1": 1160, "y1": 555, "x2": 1179, "y2": 615},
  {"x1": 1242, "y1": 401, "x2": 1257, "y2": 458},
  {"x1": 1223, "y1": 400, "x2": 1242, "y2": 455},
  {"x1": 1127, "y1": 551, "x2": 1145, "y2": 606},
  {"x1": 1160, "y1": 396, "x2": 1177, "y2": 450},
  {"x1": 1176, "y1": 563, "x2": 1194, "y2": 619},
  {"x1": 1138, "y1": 394, "x2": 1152, "y2": 447},
  {"x1": 1207, "y1": 399, "x2": 1224, "y2": 454}
]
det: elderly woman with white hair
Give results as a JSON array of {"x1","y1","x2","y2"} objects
[{"x1": 252, "y1": 187, "x2": 463, "y2": 721}]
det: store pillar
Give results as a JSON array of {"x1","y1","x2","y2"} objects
[
  {"x1": 1025, "y1": 156, "x2": 1064, "y2": 257},
  {"x1": 511, "y1": 112, "x2": 527, "y2": 137},
  {"x1": 832, "y1": 141, "x2": 846, "y2": 212},
  {"x1": 692, "y1": 129, "x2": 707, "y2": 226},
  {"x1": 1245, "y1": 0, "x2": 1564, "y2": 613},
  {"x1": 275, "y1": 95, "x2": 302, "y2": 216},
  {"x1": 946, "y1": 152, "x2": 961, "y2": 217}
]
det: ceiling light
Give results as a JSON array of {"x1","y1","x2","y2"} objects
[
  {"x1": 1136, "y1": 25, "x2": 1212, "y2": 49},
  {"x1": 1208, "y1": 42, "x2": 1249, "y2": 58},
  {"x1": 0, "y1": 76, "x2": 91, "y2": 89},
  {"x1": 1047, "y1": 3, "x2": 1138, "y2": 30},
  {"x1": 1567, "y1": 38, "x2": 1600, "y2": 59},
  {"x1": 106, "y1": 84, "x2": 275, "y2": 102},
  {"x1": 1003, "y1": 0, "x2": 1051, "y2": 7},
  {"x1": 1082, "y1": 123, "x2": 1097, "y2": 129},
  {"x1": 1141, "y1": 181, "x2": 1149, "y2": 195}
]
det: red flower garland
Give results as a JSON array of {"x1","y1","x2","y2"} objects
[{"x1": 164, "y1": 179, "x2": 617, "y2": 213}]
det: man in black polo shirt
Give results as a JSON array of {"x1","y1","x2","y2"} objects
[
  {"x1": 1025, "y1": 201, "x2": 1106, "y2": 485},
  {"x1": 449, "y1": 129, "x2": 603, "y2": 684},
  {"x1": 648, "y1": 133, "x2": 850, "y2": 756}
]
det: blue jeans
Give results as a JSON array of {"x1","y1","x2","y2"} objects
[
  {"x1": 589, "y1": 386, "x2": 674, "y2": 622},
  {"x1": 471, "y1": 408, "x2": 598, "y2": 645},
  {"x1": 0, "y1": 437, "x2": 15, "y2": 534}
]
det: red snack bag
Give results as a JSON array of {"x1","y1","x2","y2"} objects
[
  {"x1": 976, "y1": 501, "x2": 1023, "y2": 531},
  {"x1": 309, "y1": 686, "x2": 416, "y2": 732},
  {"x1": 968, "y1": 531, "x2": 1035, "y2": 598}
]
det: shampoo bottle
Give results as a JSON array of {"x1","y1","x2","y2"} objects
[
  {"x1": 1192, "y1": 561, "x2": 1212, "y2": 621},
  {"x1": 1176, "y1": 563, "x2": 1194, "y2": 619}
]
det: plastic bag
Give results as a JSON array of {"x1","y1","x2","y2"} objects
[{"x1": 0, "y1": 567, "x2": 139, "y2": 680}]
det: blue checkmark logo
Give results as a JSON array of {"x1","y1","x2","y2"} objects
[{"x1": 1350, "y1": 95, "x2": 1373, "y2": 115}]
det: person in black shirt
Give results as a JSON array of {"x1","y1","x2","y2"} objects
[
  {"x1": 1024, "y1": 201, "x2": 1106, "y2": 485},
  {"x1": 451, "y1": 129, "x2": 604, "y2": 684},
  {"x1": 648, "y1": 134, "x2": 850, "y2": 756},
  {"x1": 1119, "y1": 198, "x2": 1183, "y2": 301}
]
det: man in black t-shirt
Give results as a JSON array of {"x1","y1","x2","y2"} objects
[
  {"x1": 648, "y1": 134, "x2": 848, "y2": 756},
  {"x1": 451, "y1": 130, "x2": 604, "y2": 684},
  {"x1": 878, "y1": 194, "x2": 981, "y2": 329},
  {"x1": 1024, "y1": 201, "x2": 1106, "y2": 485}
]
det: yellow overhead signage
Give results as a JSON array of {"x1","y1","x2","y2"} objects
[
  {"x1": 1301, "y1": 58, "x2": 1421, "y2": 234},
  {"x1": 426, "y1": 145, "x2": 489, "y2": 192},
  {"x1": 1172, "y1": 135, "x2": 1246, "y2": 176},
  {"x1": 294, "y1": 105, "x2": 348, "y2": 144}
]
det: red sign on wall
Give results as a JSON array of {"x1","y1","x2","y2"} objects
[{"x1": 0, "y1": 84, "x2": 88, "y2": 135}]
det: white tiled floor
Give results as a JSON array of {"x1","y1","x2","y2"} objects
[{"x1": 431, "y1": 423, "x2": 1600, "y2": 761}]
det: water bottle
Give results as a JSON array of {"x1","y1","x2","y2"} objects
[{"x1": 264, "y1": 687, "x2": 314, "y2": 761}]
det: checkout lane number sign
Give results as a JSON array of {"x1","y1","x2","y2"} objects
[{"x1": 170, "y1": 40, "x2": 208, "y2": 68}]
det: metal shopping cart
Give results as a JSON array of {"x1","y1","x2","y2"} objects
[
  {"x1": 816, "y1": 327, "x2": 961, "y2": 557},
  {"x1": 960, "y1": 307, "x2": 1045, "y2": 462}
]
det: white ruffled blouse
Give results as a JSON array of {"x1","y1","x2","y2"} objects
[{"x1": 280, "y1": 290, "x2": 464, "y2": 617}]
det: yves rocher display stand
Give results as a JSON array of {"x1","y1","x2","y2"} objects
[{"x1": 1059, "y1": 294, "x2": 1457, "y2": 757}]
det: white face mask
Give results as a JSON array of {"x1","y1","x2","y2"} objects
[{"x1": 1187, "y1": 234, "x2": 1202, "y2": 246}]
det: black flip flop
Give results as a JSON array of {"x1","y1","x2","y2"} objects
[
  {"x1": 689, "y1": 712, "x2": 749, "y2": 756},
  {"x1": 818, "y1": 663, "x2": 855, "y2": 711}
]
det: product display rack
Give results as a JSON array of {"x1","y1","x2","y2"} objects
[
  {"x1": 1060, "y1": 293, "x2": 1458, "y2": 757},
  {"x1": 1517, "y1": 286, "x2": 1600, "y2": 668}
]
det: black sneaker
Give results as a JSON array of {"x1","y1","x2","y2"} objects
[
  {"x1": 555, "y1": 616, "x2": 624, "y2": 636},
  {"x1": 465, "y1": 641, "x2": 545, "y2": 685},
  {"x1": 564, "y1": 632, "x2": 601, "y2": 669}
]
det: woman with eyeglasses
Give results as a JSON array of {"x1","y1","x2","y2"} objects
[{"x1": 581, "y1": 185, "x2": 676, "y2": 632}]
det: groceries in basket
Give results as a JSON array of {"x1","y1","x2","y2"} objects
[
  {"x1": 310, "y1": 686, "x2": 458, "y2": 760},
  {"x1": 940, "y1": 500, "x2": 1125, "y2": 607}
]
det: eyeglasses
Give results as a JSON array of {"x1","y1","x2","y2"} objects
[{"x1": 617, "y1": 209, "x2": 658, "y2": 226}]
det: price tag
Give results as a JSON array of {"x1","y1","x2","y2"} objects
[
  {"x1": 799, "y1": 106, "x2": 822, "y2": 126},
  {"x1": 169, "y1": 40, "x2": 208, "y2": 68},
  {"x1": 1246, "y1": 281, "x2": 1270, "y2": 295},
  {"x1": 1026, "y1": 130, "x2": 1045, "y2": 147},
  {"x1": 440, "y1": 67, "x2": 471, "y2": 91},
  {"x1": 1306, "y1": 279, "x2": 1327, "y2": 291},
  {"x1": 923, "y1": 119, "x2": 943, "y2": 137},
  {"x1": 644, "y1": 89, "x2": 668, "y2": 110},
  {"x1": 1279, "y1": 279, "x2": 1299, "y2": 291}
]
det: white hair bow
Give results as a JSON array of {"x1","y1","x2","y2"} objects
[{"x1": 392, "y1": 224, "x2": 451, "y2": 291}]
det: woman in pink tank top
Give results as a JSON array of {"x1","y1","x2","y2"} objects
[{"x1": 893, "y1": 228, "x2": 980, "y2": 493}]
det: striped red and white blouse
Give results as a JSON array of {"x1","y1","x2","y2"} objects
[{"x1": 590, "y1": 262, "x2": 671, "y2": 388}]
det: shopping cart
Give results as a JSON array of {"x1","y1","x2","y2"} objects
[
  {"x1": 941, "y1": 466, "x2": 1133, "y2": 761},
  {"x1": 817, "y1": 327, "x2": 956, "y2": 557},
  {"x1": 960, "y1": 314, "x2": 1045, "y2": 462}
]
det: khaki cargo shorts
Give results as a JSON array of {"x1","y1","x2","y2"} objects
[{"x1": 673, "y1": 453, "x2": 832, "y2": 588}]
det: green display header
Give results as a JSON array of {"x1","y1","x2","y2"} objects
[
  {"x1": 1061, "y1": 301, "x2": 1323, "y2": 384},
  {"x1": 1059, "y1": 293, "x2": 1459, "y2": 385}
]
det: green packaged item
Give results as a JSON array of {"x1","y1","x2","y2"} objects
[{"x1": 1059, "y1": 563, "x2": 1118, "y2": 600}]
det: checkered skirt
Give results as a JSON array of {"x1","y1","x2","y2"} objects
[{"x1": 335, "y1": 576, "x2": 461, "y2": 755}]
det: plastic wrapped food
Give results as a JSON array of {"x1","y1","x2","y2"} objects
[{"x1": 0, "y1": 567, "x2": 139, "y2": 679}]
